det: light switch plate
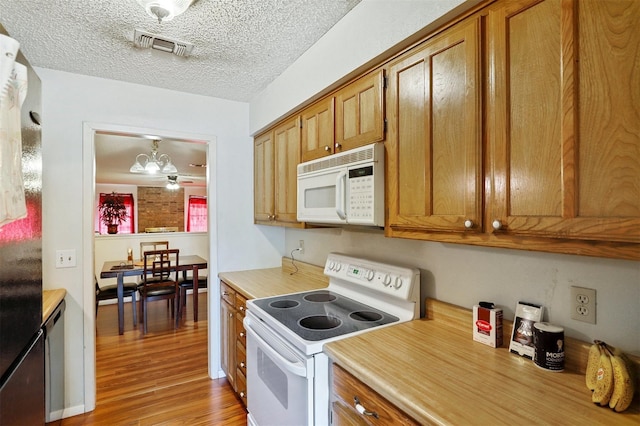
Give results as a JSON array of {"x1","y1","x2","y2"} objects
[
  {"x1": 55, "y1": 249, "x2": 77, "y2": 268},
  {"x1": 570, "y1": 286, "x2": 596, "y2": 324}
]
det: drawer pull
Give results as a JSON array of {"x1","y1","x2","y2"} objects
[{"x1": 354, "y1": 396, "x2": 379, "y2": 419}]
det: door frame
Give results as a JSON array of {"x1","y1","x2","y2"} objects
[{"x1": 81, "y1": 122, "x2": 219, "y2": 411}]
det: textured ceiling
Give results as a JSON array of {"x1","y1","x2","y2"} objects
[
  {"x1": 0, "y1": 0, "x2": 361, "y2": 102},
  {"x1": 1, "y1": 0, "x2": 361, "y2": 188}
]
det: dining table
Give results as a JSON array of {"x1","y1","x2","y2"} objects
[{"x1": 100, "y1": 255, "x2": 208, "y2": 335}]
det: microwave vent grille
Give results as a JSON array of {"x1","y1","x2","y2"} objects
[{"x1": 300, "y1": 146, "x2": 375, "y2": 173}]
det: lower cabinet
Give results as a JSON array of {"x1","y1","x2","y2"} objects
[
  {"x1": 331, "y1": 364, "x2": 418, "y2": 425},
  {"x1": 220, "y1": 280, "x2": 248, "y2": 406}
]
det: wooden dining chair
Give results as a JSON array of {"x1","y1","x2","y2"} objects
[
  {"x1": 139, "y1": 241, "x2": 169, "y2": 261},
  {"x1": 137, "y1": 241, "x2": 170, "y2": 305},
  {"x1": 95, "y1": 275, "x2": 138, "y2": 326},
  {"x1": 178, "y1": 272, "x2": 208, "y2": 312},
  {"x1": 140, "y1": 249, "x2": 180, "y2": 334}
]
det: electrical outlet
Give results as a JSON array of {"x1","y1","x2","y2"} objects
[
  {"x1": 570, "y1": 286, "x2": 596, "y2": 324},
  {"x1": 298, "y1": 240, "x2": 305, "y2": 254},
  {"x1": 55, "y1": 249, "x2": 77, "y2": 268}
]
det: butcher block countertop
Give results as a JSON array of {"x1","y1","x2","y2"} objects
[
  {"x1": 43, "y1": 289, "x2": 66, "y2": 324},
  {"x1": 324, "y1": 298, "x2": 640, "y2": 425},
  {"x1": 218, "y1": 257, "x2": 328, "y2": 299}
]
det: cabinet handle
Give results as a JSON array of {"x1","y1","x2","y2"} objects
[
  {"x1": 324, "y1": 145, "x2": 331, "y2": 152},
  {"x1": 335, "y1": 143, "x2": 342, "y2": 149},
  {"x1": 492, "y1": 219, "x2": 502, "y2": 230},
  {"x1": 464, "y1": 219, "x2": 474, "y2": 229},
  {"x1": 354, "y1": 396, "x2": 379, "y2": 419}
]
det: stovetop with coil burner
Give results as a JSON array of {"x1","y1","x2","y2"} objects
[{"x1": 250, "y1": 289, "x2": 399, "y2": 342}]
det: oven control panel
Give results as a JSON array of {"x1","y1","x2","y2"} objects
[{"x1": 324, "y1": 253, "x2": 420, "y2": 303}]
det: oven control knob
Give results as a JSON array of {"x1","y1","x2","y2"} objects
[
  {"x1": 366, "y1": 270, "x2": 375, "y2": 281},
  {"x1": 383, "y1": 274, "x2": 392, "y2": 286},
  {"x1": 394, "y1": 276, "x2": 403, "y2": 289}
]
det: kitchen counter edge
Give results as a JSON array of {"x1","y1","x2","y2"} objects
[{"x1": 43, "y1": 289, "x2": 66, "y2": 324}]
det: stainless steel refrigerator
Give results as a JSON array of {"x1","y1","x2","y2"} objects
[{"x1": 0, "y1": 24, "x2": 45, "y2": 425}]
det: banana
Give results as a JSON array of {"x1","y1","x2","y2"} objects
[
  {"x1": 605, "y1": 343, "x2": 636, "y2": 413},
  {"x1": 586, "y1": 340, "x2": 602, "y2": 391},
  {"x1": 591, "y1": 342, "x2": 614, "y2": 406}
]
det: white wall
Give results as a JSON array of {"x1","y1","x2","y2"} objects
[
  {"x1": 38, "y1": 68, "x2": 283, "y2": 417},
  {"x1": 284, "y1": 229, "x2": 640, "y2": 355},
  {"x1": 250, "y1": 0, "x2": 479, "y2": 133}
]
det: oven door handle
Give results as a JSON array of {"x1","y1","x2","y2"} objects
[{"x1": 245, "y1": 324, "x2": 308, "y2": 377}]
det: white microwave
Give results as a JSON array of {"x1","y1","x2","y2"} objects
[{"x1": 297, "y1": 142, "x2": 384, "y2": 227}]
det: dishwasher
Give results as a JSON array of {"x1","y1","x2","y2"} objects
[{"x1": 43, "y1": 299, "x2": 65, "y2": 422}]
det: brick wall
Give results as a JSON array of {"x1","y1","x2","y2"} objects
[{"x1": 137, "y1": 187, "x2": 184, "y2": 232}]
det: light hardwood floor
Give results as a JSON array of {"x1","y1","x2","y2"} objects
[{"x1": 52, "y1": 293, "x2": 247, "y2": 425}]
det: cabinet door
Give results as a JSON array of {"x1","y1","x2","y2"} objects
[
  {"x1": 274, "y1": 116, "x2": 301, "y2": 223},
  {"x1": 254, "y1": 131, "x2": 274, "y2": 222},
  {"x1": 301, "y1": 97, "x2": 335, "y2": 162},
  {"x1": 335, "y1": 69, "x2": 385, "y2": 152},
  {"x1": 387, "y1": 17, "x2": 482, "y2": 232},
  {"x1": 220, "y1": 296, "x2": 236, "y2": 390},
  {"x1": 489, "y1": 0, "x2": 640, "y2": 243}
]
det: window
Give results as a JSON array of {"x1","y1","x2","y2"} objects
[
  {"x1": 95, "y1": 193, "x2": 135, "y2": 234},
  {"x1": 187, "y1": 196, "x2": 207, "y2": 232}
]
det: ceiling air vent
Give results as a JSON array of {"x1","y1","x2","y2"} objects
[{"x1": 133, "y1": 29, "x2": 194, "y2": 57}]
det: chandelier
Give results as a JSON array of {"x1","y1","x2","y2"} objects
[
  {"x1": 129, "y1": 140, "x2": 178, "y2": 174},
  {"x1": 136, "y1": 0, "x2": 195, "y2": 23},
  {"x1": 166, "y1": 175, "x2": 180, "y2": 190}
]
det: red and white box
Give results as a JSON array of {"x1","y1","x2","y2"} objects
[{"x1": 473, "y1": 305, "x2": 503, "y2": 348}]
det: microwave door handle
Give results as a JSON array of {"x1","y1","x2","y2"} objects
[{"x1": 336, "y1": 171, "x2": 347, "y2": 220}]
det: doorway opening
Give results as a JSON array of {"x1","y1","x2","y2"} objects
[{"x1": 82, "y1": 122, "x2": 220, "y2": 412}]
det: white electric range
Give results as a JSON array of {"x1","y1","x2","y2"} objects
[{"x1": 243, "y1": 253, "x2": 420, "y2": 426}]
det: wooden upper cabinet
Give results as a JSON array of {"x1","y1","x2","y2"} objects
[
  {"x1": 301, "y1": 97, "x2": 334, "y2": 162},
  {"x1": 273, "y1": 116, "x2": 302, "y2": 224},
  {"x1": 335, "y1": 69, "x2": 385, "y2": 152},
  {"x1": 254, "y1": 131, "x2": 274, "y2": 223},
  {"x1": 387, "y1": 16, "x2": 482, "y2": 233},
  {"x1": 488, "y1": 0, "x2": 640, "y2": 243}
]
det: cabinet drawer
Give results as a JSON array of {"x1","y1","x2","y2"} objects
[
  {"x1": 235, "y1": 292, "x2": 247, "y2": 317},
  {"x1": 220, "y1": 281, "x2": 236, "y2": 306},
  {"x1": 236, "y1": 339, "x2": 246, "y2": 377},
  {"x1": 236, "y1": 316, "x2": 246, "y2": 346},
  {"x1": 236, "y1": 367, "x2": 247, "y2": 406},
  {"x1": 332, "y1": 364, "x2": 419, "y2": 425}
]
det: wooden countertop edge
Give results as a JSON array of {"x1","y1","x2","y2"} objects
[
  {"x1": 43, "y1": 289, "x2": 66, "y2": 324},
  {"x1": 324, "y1": 298, "x2": 640, "y2": 425}
]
